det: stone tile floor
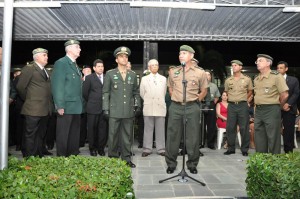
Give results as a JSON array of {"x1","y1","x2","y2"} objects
[{"x1": 8, "y1": 139, "x2": 300, "y2": 199}]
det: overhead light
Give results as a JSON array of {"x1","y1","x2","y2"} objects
[
  {"x1": 282, "y1": 7, "x2": 300, "y2": 13},
  {"x1": 130, "y1": 2, "x2": 216, "y2": 10},
  {"x1": 0, "y1": 2, "x2": 61, "y2": 8}
]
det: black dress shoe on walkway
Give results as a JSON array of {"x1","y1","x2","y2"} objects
[
  {"x1": 224, "y1": 150, "x2": 235, "y2": 155},
  {"x1": 242, "y1": 152, "x2": 248, "y2": 156},
  {"x1": 166, "y1": 167, "x2": 175, "y2": 174},
  {"x1": 90, "y1": 150, "x2": 97, "y2": 156},
  {"x1": 142, "y1": 152, "x2": 151, "y2": 157},
  {"x1": 158, "y1": 152, "x2": 165, "y2": 156},
  {"x1": 43, "y1": 151, "x2": 53, "y2": 156},
  {"x1": 208, "y1": 146, "x2": 216, "y2": 150},
  {"x1": 126, "y1": 161, "x2": 136, "y2": 168},
  {"x1": 188, "y1": 167, "x2": 198, "y2": 174},
  {"x1": 199, "y1": 150, "x2": 204, "y2": 157},
  {"x1": 98, "y1": 150, "x2": 105, "y2": 156}
]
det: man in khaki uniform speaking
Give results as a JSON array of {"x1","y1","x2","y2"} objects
[
  {"x1": 102, "y1": 46, "x2": 141, "y2": 168},
  {"x1": 254, "y1": 54, "x2": 289, "y2": 154},
  {"x1": 165, "y1": 45, "x2": 208, "y2": 175},
  {"x1": 224, "y1": 60, "x2": 253, "y2": 156}
]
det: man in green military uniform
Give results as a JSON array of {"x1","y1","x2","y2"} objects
[
  {"x1": 51, "y1": 39, "x2": 83, "y2": 157},
  {"x1": 102, "y1": 46, "x2": 141, "y2": 168},
  {"x1": 165, "y1": 45, "x2": 208, "y2": 174},
  {"x1": 224, "y1": 60, "x2": 253, "y2": 156},
  {"x1": 254, "y1": 54, "x2": 289, "y2": 154}
]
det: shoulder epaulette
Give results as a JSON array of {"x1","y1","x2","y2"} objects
[
  {"x1": 129, "y1": 70, "x2": 136, "y2": 74},
  {"x1": 106, "y1": 69, "x2": 115, "y2": 73},
  {"x1": 224, "y1": 76, "x2": 233, "y2": 81},
  {"x1": 195, "y1": 65, "x2": 204, "y2": 70},
  {"x1": 270, "y1": 70, "x2": 279, "y2": 75},
  {"x1": 243, "y1": 74, "x2": 251, "y2": 79}
]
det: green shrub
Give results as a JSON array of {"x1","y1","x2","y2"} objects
[
  {"x1": 246, "y1": 152, "x2": 300, "y2": 198},
  {"x1": 0, "y1": 156, "x2": 134, "y2": 198}
]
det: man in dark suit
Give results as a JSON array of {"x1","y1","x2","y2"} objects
[
  {"x1": 277, "y1": 61, "x2": 299, "y2": 153},
  {"x1": 51, "y1": 39, "x2": 84, "y2": 157},
  {"x1": 103, "y1": 46, "x2": 141, "y2": 168},
  {"x1": 16, "y1": 48, "x2": 52, "y2": 158},
  {"x1": 83, "y1": 59, "x2": 107, "y2": 156}
]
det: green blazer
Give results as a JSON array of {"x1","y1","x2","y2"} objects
[
  {"x1": 16, "y1": 62, "x2": 52, "y2": 116},
  {"x1": 102, "y1": 68, "x2": 141, "y2": 118},
  {"x1": 51, "y1": 56, "x2": 83, "y2": 114}
]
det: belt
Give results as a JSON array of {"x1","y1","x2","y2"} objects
[
  {"x1": 256, "y1": 104, "x2": 279, "y2": 108},
  {"x1": 172, "y1": 101, "x2": 197, "y2": 106},
  {"x1": 228, "y1": 101, "x2": 246, "y2": 104}
]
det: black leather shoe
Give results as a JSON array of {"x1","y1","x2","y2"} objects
[
  {"x1": 242, "y1": 152, "x2": 248, "y2": 156},
  {"x1": 126, "y1": 161, "x2": 136, "y2": 168},
  {"x1": 199, "y1": 150, "x2": 204, "y2": 157},
  {"x1": 98, "y1": 150, "x2": 105, "y2": 156},
  {"x1": 224, "y1": 150, "x2": 235, "y2": 155},
  {"x1": 208, "y1": 146, "x2": 216, "y2": 150},
  {"x1": 159, "y1": 152, "x2": 165, "y2": 156},
  {"x1": 90, "y1": 150, "x2": 97, "y2": 156},
  {"x1": 43, "y1": 150, "x2": 53, "y2": 155},
  {"x1": 15, "y1": 145, "x2": 21, "y2": 151},
  {"x1": 188, "y1": 167, "x2": 198, "y2": 174},
  {"x1": 142, "y1": 152, "x2": 150, "y2": 157},
  {"x1": 47, "y1": 144, "x2": 54, "y2": 150},
  {"x1": 166, "y1": 167, "x2": 175, "y2": 174}
]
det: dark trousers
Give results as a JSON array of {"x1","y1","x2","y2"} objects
[
  {"x1": 255, "y1": 105, "x2": 281, "y2": 154},
  {"x1": 45, "y1": 114, "x2": 56, "y2": 148},
  {"x1": 56, "y1": 114, "x2": 81, "y2": 157},
  {"x1": 22, "y1": 115, "x2": 49, "y2": 157},
  {"x1": 108, "y1": 118, "x2": 133, "y2": 162},
  {"x1": 204, "y1": 102, "x2": 217, "y2": 148},
  {"x1": 226, "y1": 102, "x2": 250, "y2": 153},
  {"x1": 80, "y1": 113, "x2": 88, "y2": 147},
  {"x1": 282, "y1": 111, "x2": 296, "y2": 153},
  {"x1": 137, "y1": 114, "x2": 144, "y2": 145},
  {"x1": 87, "y1": 113, "x2": 107, "y2": 151},
  {"x1": 165, "y1": 102, "x2": 200, "y2": 169}
]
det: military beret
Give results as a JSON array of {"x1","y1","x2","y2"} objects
[
  {"x1": 231, "y1": 60, "x2": 243, "y2": 66},
  {"x1": 114, "y1": 46, "x2": 131, "y2": 57},
  {"x1": 32, "y1": 48, "x2": 48, "y2": 55},
  {"x1": 257, "y1": 54, "x2": 273, "y2": 61},
  {"x1": 180, "y1": 45, "x2": 195, "y2": 53},
  {"x1": 82, "y1": 65, "x2": 92, "y2": 69},
  {"x1": 12, "y1": 67, "x2": 22, "y2": 72},
  {"x1": 191, "y1": 58, "x2": 199, "y2": 64},
  {"x1": 64, "y1": 39, "x2": 80, "y2": 47}
]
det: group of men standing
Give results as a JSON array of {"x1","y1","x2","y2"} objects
[{"x1": 8, "y1": 40, "x2": 299, "y2": 172}]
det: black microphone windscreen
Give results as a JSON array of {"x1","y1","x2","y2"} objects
[{"x1": 181, "y1": 62, "x2": 186, "y2": 66}]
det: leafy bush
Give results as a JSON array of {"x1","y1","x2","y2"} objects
[
  {"x1": 246, "y1": 152, "x2": 300, "y2": 198},
  {"x1": 0, "y1": 156, "x2": 134, "y2": 198}
]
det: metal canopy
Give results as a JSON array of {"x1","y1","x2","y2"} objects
[{"x1": 0, "y1": 0, "x2": 300, "y2": 41}]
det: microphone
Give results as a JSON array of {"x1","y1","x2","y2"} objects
[{"x1": 181, "y1": 62, "x2": 186, "y2": 67}]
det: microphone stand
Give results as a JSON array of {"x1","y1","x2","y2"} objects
[{"x1": 159, "y1": 62, "x2": 205, "y2": 186}]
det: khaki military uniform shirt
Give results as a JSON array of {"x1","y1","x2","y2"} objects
[
  {"x1": 224, "y1": 73, "x2": 253, "y2": 102},
  {"x1": 168, "y1": 64, "x2": 208, "y2": 102},
  {"x1": 254, "y1": 70, "x2": 289, "y2": 105}
]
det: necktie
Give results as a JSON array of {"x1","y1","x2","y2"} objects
[
  {"x1": 42, "y1": 68, "x2": 48, "y2": 80},
  {"x1": 99, "y1": 75, "x2": 103, "y2": 84}
]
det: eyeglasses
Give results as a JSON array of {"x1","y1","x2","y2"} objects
[{"x1": 255, "y1": 59, "x2": 266, "y2": 64}]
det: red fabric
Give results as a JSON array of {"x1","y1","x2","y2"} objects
[{"x1": 216, "y1": 102, "x2": 227, "y2": 128}]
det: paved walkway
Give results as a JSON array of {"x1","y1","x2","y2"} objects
[{"x1": 8, "y1": 139, "x2": 300, "y2": 199}]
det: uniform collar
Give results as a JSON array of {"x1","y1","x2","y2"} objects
[{"x1": 259, "y1": 70, "x2": 271, "y2": 79}]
